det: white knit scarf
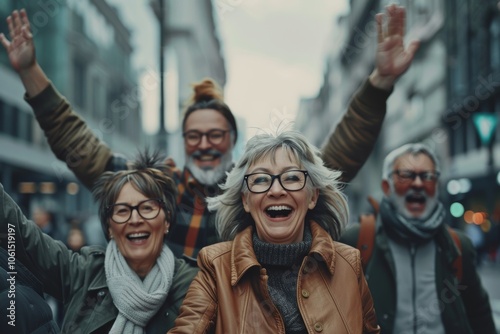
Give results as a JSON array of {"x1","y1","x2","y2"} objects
[{"x1": 105, "y1": 239, "x2": 175, "y2": 334}]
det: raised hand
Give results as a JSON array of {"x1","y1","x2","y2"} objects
[
  {"x1": 0, "y1": 9, "x2": 36, "y2": 74},
  {"x1": 370, "y1": 5, "x2": 420, "y2": 90},
  {"x1": 0, "y1": 9, "x2": 49, "y2": 96}
]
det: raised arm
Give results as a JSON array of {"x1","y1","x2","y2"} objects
[
  {"x1": 0, "y1": 9, "x2": 116, "y2": 189},
  {"x1": 322, "y1": 5, "x2": 419, "y2": 182}
]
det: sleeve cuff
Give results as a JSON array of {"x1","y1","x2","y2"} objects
[
  {"x1": 357, "y1": 77, "x2": 393, "y2": 107},
  {"x1": 24, "y1": 81, "x2": 66, "y2": 117}
]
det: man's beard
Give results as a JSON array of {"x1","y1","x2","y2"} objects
[
  {"x1": 387, "y1": 183, "x2": 439, "y2": 221},
  {"x1": 186, "y1": 149, "x2": 233, "y2": 186}
]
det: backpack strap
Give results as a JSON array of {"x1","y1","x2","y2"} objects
[
  {"x1": 446, "y1": 226, "x2": 463, "y2": 283},
  {"x1": 357, "y1": 213, "x2": 377, "y2": 271},
  {"x1": 356, "y1": 196, "x2": 380, "y2": 271}
]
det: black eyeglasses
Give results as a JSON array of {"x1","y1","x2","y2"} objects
[
  {"x1": 182, "y1": 129, "x2": 230, "y2": 146},
  {"x1": 107, "y1": 199, "x2": 165, "y2": 224},
  {"x1": 390, "y1": 170, "x2": 440, "y2": 184},
  {"x1": 244, "y1": 170, "x2": 309, "y2": 194}
]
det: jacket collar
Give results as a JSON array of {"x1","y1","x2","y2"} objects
[
  {"x1": 230, "y1": 221, "x2": 337, "y2": 286},
  {"x1": 88, "y1": 265, "x2": 108, "y2": 291},
  {"x1": 308, "y1": 220, "x2": 337, "y2": 275}
]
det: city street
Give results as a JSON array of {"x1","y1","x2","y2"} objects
[{"x1": 477, "y1": 260, "x2": 500, "y2": 333}]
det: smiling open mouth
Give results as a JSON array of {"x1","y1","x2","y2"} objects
[
  {"x1": 265, "y1": 205, "x2": 293, "y2": 218},
  {"x1": 197, "y1": 154, "x2": 218, "y2": 162},
  {"x1": 406, "y1": 193, "x2": 426, "y2": 205},
  {"x1": 127, "y1": 232, "x2": 150, "y2": 241}
]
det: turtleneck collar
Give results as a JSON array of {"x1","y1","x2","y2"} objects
[{"x1": 252, "y1": 225, "x2": 312, "y2": 267}]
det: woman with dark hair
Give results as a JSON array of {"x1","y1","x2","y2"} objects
[{"x1": 0, "y1": 152, "x2": 198, "y2": 333}]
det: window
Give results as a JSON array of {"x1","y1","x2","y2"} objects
[
  {"x1": 0, "y1": 102, "x2": 5, "y2": 135},
  {"x1": 73, "y1": 60, "x2": 87, "y2": 109},
  {"x1": 91, "y1": 76, "x2": 102, "y2": 119},
  {"x1": 489, "y1": 16, "x2": 500, "y2": 72},
  {"x1": 17, "y1": 111, "x2": 33, "y2": 143}
]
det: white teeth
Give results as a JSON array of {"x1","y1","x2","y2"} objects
[
  {"x1": 199, "y1": 155, "x2": 214, "y2": 161},
  {"x1": 267, "y1": 205, "x2": 292, "y2": 211},
  {"x1": 128, "y1": 232, "x2": 149, "y2": 238}
]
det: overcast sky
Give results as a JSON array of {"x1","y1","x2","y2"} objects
[{"x1": 108, "y1": 0, "x2": 349, "y2": 140}]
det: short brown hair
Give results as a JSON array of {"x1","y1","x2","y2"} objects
[{"x1": 92, "y1": 151, "x2": 177, "y2": 240}]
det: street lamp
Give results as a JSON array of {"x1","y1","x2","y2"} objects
[
  {"x1": 156, "y1": 0, "x2": 167, "y2": 151},
  {"x1": 473, "y1": 111, "x2": 498, "y2": 219}
]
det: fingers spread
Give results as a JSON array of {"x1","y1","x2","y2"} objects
[
  {"x1": 12, "y1": 10, "x2": 23, "y2": 37},
  {"x1": 398, "y1": 6, "x2": 406, "y2": 38},
  {"x1": 20, "y1": 9, "x2": 32, "y2": 33},
  {"x1": 375, "y1": 13, "x2": 384, "y2": 43},
  {"x1": 6, "y1": 15, "x2": 14, "y2": 40},
  {"x1": 0, "y1": 33, "x2": 11, "y2": 49},
  {"x1": 387, "y1": 5, "x2": 400, "y2": 37}
]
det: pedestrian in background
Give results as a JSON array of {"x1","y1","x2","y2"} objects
[
  {"x1": 66, "y1": 219, "x2": 86, "y2": 251},
  {"x1": 340, "y1": 143, "x2": 496, "y2": 333}
]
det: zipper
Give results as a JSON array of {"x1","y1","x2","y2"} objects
[{"x1": 410, "y1": 243, "x2": 417, "y2": 334}]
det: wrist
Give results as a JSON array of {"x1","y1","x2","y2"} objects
[
  {"x1": 18, "y1": 62, "x2": 50, "y2": 98},
  {"x1": 369, "y1": 69, "x2": 396, "y2": 91},
  {"x1": 17, "y1": 61, "x2": 39, "y2": 78}
]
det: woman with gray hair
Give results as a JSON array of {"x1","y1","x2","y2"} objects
[
  {"x1": 169, "y1": 130, "x2": 380, "y2": 333},
  {"x1": 0, "y1": 152, "x2": 198, "y2": 333}
]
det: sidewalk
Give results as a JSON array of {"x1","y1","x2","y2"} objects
[{"x1": 477, "y1": 261, "x2": 500, "y2": 333}]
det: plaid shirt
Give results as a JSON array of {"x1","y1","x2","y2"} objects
[{"x1": 165, "y1": 167, "x2": 224, "y2": 258}]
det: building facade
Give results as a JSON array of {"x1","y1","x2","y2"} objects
[
  {"x1": 0, "y1": 0, "x2": 144, "y2": 231},
  {"x1": 444, "y1": 0, "x2": 500, "y2": 233},
  {"x1": 151, "y1": 0, "x2": 227, "y2": 165},
  {"x1": 296, "y1": 0, "x2": 499, "y2": 239}
]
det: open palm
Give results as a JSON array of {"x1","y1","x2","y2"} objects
[
  {"x1": 0, "y1": 9, "x2": 36, "y2": 73},
  {"x1": 373, "y1": 5, "x2": 419, "y2": 86}
]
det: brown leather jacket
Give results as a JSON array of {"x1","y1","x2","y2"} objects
[{"x1": 169, "y1": 221, "x2": 380, "y2": 334}]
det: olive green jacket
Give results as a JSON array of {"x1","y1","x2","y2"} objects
[
  {"x1": 340, "y1": 219, "x2": 496, "y2": 334},
  {"x1": 0, "y1": 183, "x2": 198, "y2": 334}
]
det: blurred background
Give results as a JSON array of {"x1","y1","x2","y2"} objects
[{"x1": 0, "y1": 0, "x2": 499, "y2": 328}]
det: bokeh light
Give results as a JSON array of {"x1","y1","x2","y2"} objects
[{"x1": 450, "y1": 202, "x2": 465, "y2": 218}]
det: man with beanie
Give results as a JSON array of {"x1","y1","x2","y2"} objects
[
  {"x1": 1, "y1": 5, "x2": 419, "y2": 258},
  {"x1": 340, "y1": 143, "x2": 496, "y2": 334}
]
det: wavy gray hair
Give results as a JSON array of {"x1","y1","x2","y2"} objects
[{"x1": 207, "y1": 130, "x2": 348, "y2": 241}]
